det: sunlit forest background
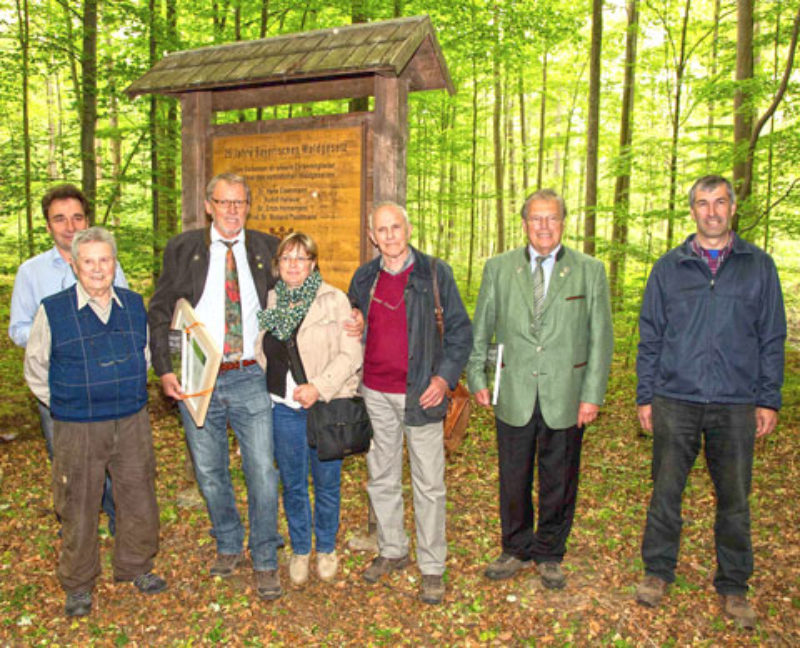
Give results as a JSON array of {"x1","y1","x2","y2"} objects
[{"x1": 1, "y1": 0, "x2": 798, "y2": 316}]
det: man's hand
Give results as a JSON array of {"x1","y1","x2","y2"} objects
[
  {"x1": 637, "y1": 404, "x2": 653, "y2": 433},
  {"x1": 160, "y1": 373, "x2": 184, "y2": 400},
  {"x1": 343, "y1": 308, "x2": 365, "y2": 338},
  {"x1": 294, "y1": 383, "x2": 320, "y2": 409},
  {"x1": 474, "y1": 388, "x2": 491, "y2": 408},
  {"x1": 577, "y1": 401, "x2": 600, "y2": 428},
  {"x1": 755, "y1": 407, "x2": 778, "y2": 438},
  {"x1": 419, "y1": 375, "x2": 448, "y2": 409}
]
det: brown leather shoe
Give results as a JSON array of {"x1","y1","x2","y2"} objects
[
  {"x1": 635, "y1": 574, "x2": 668, "y2": 608},
  {"x1": 255, "y1": 569, "x2": 282, "y2": 600},
  {"x1": 210, "y1": 552, "x2": 244, "y2": 578},
  {"x1": 721, "y1": 594, "x2": 757, "y2": 629},
  {"x1": 362, "y1": 555, "x2": 410, "y2": 583},
  {"x1": 484, "y1": 552, "x2": 534, "y2": 580},
  {"x1": 420, "y1": 574, "x2": 445, "y2": 604},
  {"x1": 537, "y1": 561, "x2": 567, "y2": 590}
]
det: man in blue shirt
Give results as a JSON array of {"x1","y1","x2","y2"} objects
[{"x1": 9, "y1": 184, "x2": 126, "y2": 532}]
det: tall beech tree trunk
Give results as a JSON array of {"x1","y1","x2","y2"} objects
[
  {"x1": 81, "y1": 0, "x2": 98, "y2": 222},
  {"x1": 610, "y1": 0, "x2": 639, "y2": 311},
  {"x1": 518, "y1": 72, "x2": 529, "y2": 193},
  {"x1": 467, "y1": 58, "x2": 479, "y2": 295},
  {"x1": 15, "y1": 0, "x2": 33, "y2": 257},
  {"x1": 732, "y1": 0, "x2": 754, "y2": 229},
  {"x1": 537, "y1": 51, "x2": 547, "y2": 190},
  {"x1": 584, "y1": 0, "x2": 603, "y2": 256},
  {"x1": 493, "y1": 54, "x2": 505, "y2": 253},
  {"x1": 706, "y1": 0, "x2": 721, "y2": 163}
]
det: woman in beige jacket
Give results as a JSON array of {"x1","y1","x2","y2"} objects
[{"x1": 256, "y1": 232, "x2": 362, "y2": 587}]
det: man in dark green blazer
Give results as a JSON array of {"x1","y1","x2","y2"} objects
[{"x1": 467, "y1": 189, "x2": 613, "y2": 589}]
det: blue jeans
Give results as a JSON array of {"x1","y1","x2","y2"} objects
[
  {"x1": 179, "y1": 363, "x2": 279, "y2": 570},
  {"x1": 642, "y1": 396, "x2": 756, "y2": 595},
  {"x1": 39, "y1": 400, "x2": 116, "y2": 536},
  {"x1": 272, "y1": 403, "x2": 342, "y2": 554}
]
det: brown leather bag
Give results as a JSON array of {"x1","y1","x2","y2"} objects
[{"x1": 431, "y1": 259, "x2": 472, "y2": 454}]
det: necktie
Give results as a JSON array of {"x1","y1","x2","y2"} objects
[
  {"x1": 533, "y1": 256, "x2": 546, "y2": 327},
  {"x1": 222, "y1": 241, "x2": 243, "y2": 360}
]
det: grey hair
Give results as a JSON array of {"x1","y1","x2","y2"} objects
[
  {"x1": 688, "y1": 175, "x2": 735, "y2": 207},
  {"x1": 369, "y1": 201, "x2": 410, "y2": 230},
  {"x1": 520, "y1": 189, "x2": 567, "y2": 220},
  {"x1": 206, "y1": 172, "x2": 251, "y2": 203},
  {"x1": 71, "y1": 226, "x2": 117, "y2": 260}
]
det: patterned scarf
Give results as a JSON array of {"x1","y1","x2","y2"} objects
[{"x1": 257, "y1": 270, "x2": 322, "y2": 341}]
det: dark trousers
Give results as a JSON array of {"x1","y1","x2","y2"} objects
[
  {"x1": 642, "y1": 396, "x2": 755, "y2": 595},
  {"x1": 496, "y1": 400, "x2": 584, "y2": 563},
  {"x1": 52, "y1": 407, "x2": 159, "y2": 593}
]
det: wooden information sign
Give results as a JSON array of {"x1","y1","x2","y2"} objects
[{"x1": 213, "y1": 125, "x2": 364, "y2": 291}]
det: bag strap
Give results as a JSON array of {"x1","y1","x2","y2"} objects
[{"x1": 431, "y1": 258, "x2": 444, "y2": 342}]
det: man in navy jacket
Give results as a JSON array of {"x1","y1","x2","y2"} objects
[{"x1": 635, "y1": 175, "x2": 786, "y2": 629}]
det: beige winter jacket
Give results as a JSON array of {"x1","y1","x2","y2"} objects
[{"x1": 256, "y1": 280, "x2": 362, "y2": 402}]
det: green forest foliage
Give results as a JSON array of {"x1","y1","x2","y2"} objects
[{"x1": 1, "y1": 0, "x2": 798, "y2": 318}]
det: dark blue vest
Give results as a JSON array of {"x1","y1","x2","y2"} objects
[{"x1": 43, "y1": 285, "x2": 148, "y2": 422}]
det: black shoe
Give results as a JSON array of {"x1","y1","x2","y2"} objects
[
  {"x1": 132, "y1": 572, "x2": 167, "y2": 594},
  {"x1": 65, "y1": 591, "x2": 92, "y2": 617}
]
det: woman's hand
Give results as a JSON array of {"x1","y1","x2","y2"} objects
[{"x1": 294, "y1": 383, "x2": 320, "y2": 409}]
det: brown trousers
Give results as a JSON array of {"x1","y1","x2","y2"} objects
[{"x1": 52, "y1": 407, "x2": 159, "y2": 593}]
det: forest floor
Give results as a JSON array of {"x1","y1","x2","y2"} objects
[{"x1": 0, "y1": 274, "x2": 798, "y2": 647}]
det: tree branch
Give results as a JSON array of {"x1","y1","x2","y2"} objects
[{"x1": 738, "y1": 177, "x2": 800, "y2": 234}]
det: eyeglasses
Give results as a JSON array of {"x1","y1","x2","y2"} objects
[
  {"x1": 211, "y1": 198, "x2": 248, "y2": 210},
  {"x1": 279, "y1": 255, "x2": 313, "y2": 264},
  {"x1": 524, "y1": 215, "x2": 563, "y2": 226}
]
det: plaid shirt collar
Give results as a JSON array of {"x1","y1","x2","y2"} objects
[{"x1": 690, "y1": 231, "x2": 735, "y2": 276}]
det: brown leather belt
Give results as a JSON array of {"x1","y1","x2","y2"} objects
[{"x1": 219, "y1": 358, "x2": 257, "y2": 374}]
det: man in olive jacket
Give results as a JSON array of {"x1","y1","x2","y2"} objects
[{"x1": 467, "y1": 189, "x2": 613, "y2": 589}]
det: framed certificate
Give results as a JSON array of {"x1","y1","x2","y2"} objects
[{"x1": 170, "y1": 298, "x2": 221, "y2": 427}]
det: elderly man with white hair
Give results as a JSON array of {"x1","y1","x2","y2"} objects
[{"x1": 24, "y1": 226, "x2": 165, "y2": 618}]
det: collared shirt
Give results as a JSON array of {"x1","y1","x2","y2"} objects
[
  {"x1": 528, "y1": 243, "x2": 561, "y2": 296},
  {"x1": 194, "y1": 227, "x2": 260, "y2": 361},
  {"x1": 24, "y1": 284, "x2": 150, "y2": 406},
  {"x1": 379, "y1": 248, "x2": 415, "y2": 276},
  {"x1": 9, "y1": 246, "x2": 128, "y2": 347},
  {"x1": 690, "y1": 232, "x2": 735, "y2": 276}
]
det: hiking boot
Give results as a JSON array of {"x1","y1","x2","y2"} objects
[
  {"x1": 362, "y1": 555, "x2": 410, "y2": 583},
  {"x1": 289, "y1": 553, "x2": 310, "y2": 586},
  {"x1": 317, "y1": 551, "x2": 339, "y2": 582},
  {"x1": 65, "y1": 591, "x2": 92, "y2": 617},
  {"x1": 255, "y1": 570, "x2": 282, "y2": 601},
  {"x1": 721, "y1": 594, "x2": 757, "y2": 629},
  {"x1": 347, "y1": 532, "x2": 379, "y2": 553},
  {"x1": 420, "y1": 574, "x2": 445, "y2": 605},
  {"x1": 210, "y1": 552, "x2": 244, "y2": 578},
  {"x1": 132, "y1": 572, "x2": 167, "y2": 594},
  {"x1": 484, "y1": 552, "x2": 533, "y2": 580},
  {"x1": 635, "y1": 574, "x2": 668, "y2": 608},
  {"x1": 537, "y1": 561, "x2": 567, "y2": 590}
]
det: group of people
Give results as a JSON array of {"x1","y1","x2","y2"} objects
[{"x1": 10, "y1": 172, "x2": 785, "y2": 631}]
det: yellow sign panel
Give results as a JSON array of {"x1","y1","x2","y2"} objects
[{"x1": 213, "y1": 126, "x2": 364, "y2": 291}]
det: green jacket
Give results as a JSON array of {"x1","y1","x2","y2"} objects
[{"x1": 467, "y1": 245, "x2": 613, "y2": 429}]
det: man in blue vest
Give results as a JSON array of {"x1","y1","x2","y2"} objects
[
  {"x1": 10, "y1": 184, "x2": 126, "y2": 533},
  {"x1": 24, "y1": 227, "x2": 165, "y2": 617}
]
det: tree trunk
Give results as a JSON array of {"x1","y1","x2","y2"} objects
[
  {"x1": 518, "y1": 72, "x2": 529, "y2": 193},
  {"x1": 665, "y1": 0, "x2": 692, "y2": 251},
  {"x1": 150, "y1": 0, "x2": 161, "y2": 277},
  {"x1": 706, "y1": 0, "x2": 721, "y2": 162},
  {"x1": 349, "y1": 1, "x2": 369, "y2": 114},
  {"x1": 583, "y1": 0, "x2": 603, "y2": 256},
  {"x1": 466, "y1": 58, "x2": 479, "y2": 295},
  {"x1": 81, "y1": 0, "x2": 98, "y2": 223},
  {"x1": 732, "y1": 0, "x2": 754, "y2": 229},
  {"x1": 15, "y1": 0, "x2": 33, "y2": 257},
  {"x1": 537, "y1": 51, "x2": 547, "y2": 190},
  {"x1": 609, "y1": 0, "x2": 639, "y2": 312},
  {"x1": 492, "y1": 53, "x2": 505, "y2": 253}
]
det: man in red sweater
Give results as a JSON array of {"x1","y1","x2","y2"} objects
[{"x1": 348, "y1": 202, "x2": 472, "y2": 605}]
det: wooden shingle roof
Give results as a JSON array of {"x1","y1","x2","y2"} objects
[{"x1": 125, "y1": 15, "x2": 453, "y2": 99}]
